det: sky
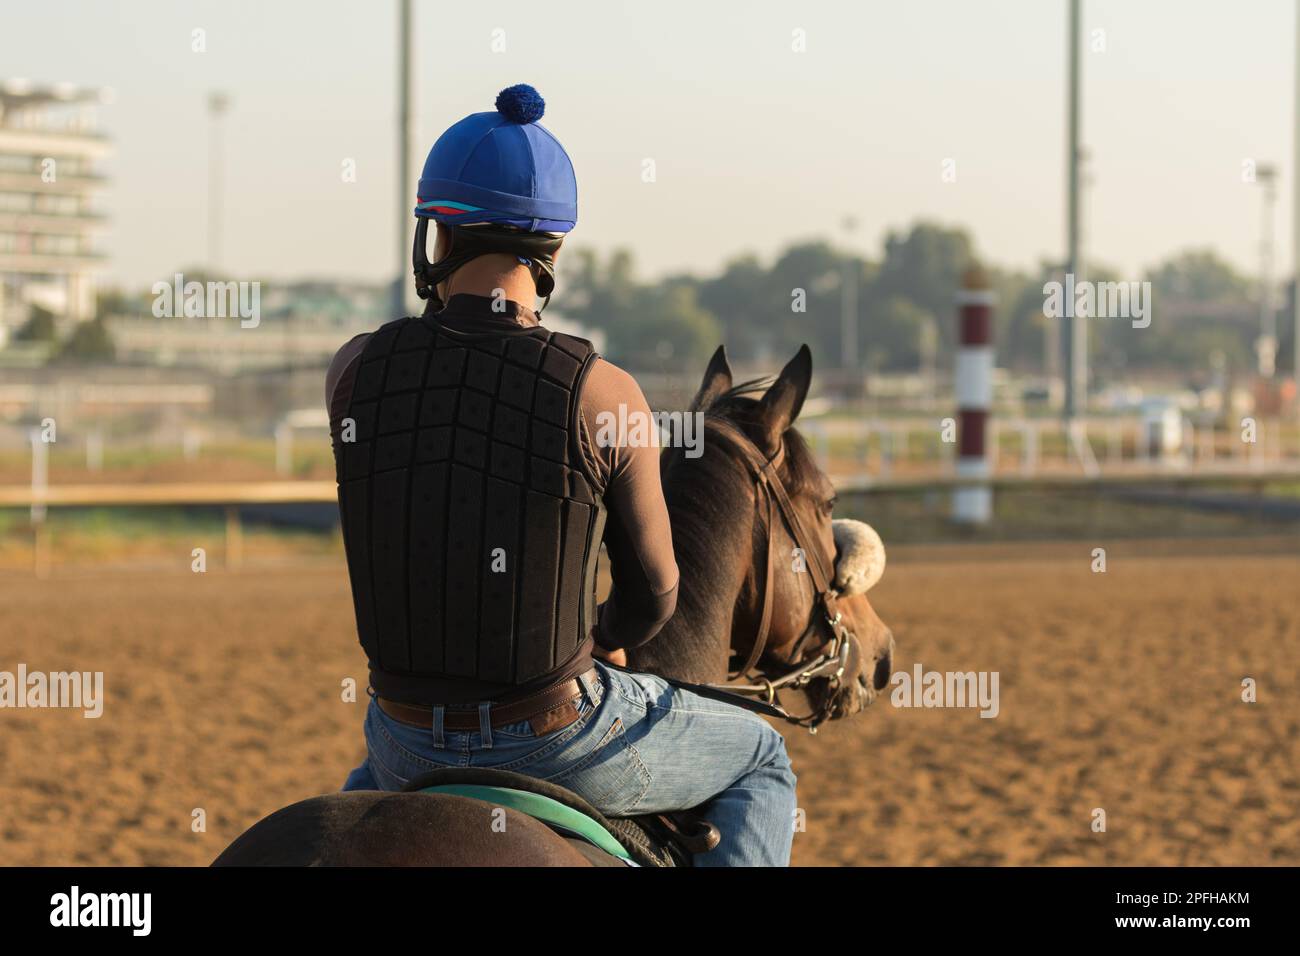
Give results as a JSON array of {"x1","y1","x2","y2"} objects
[{"x1": 3, "y1": 0, "x2": 1297, "y2": 292}]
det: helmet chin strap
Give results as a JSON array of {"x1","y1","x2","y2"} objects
[{"x1": 412, "y1": 218, "x2": 562, "y2": 315}]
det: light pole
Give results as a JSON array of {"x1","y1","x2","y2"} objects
[
  {"x1": 1293, "y1": 0, "x2": 1300, "y2": 399},
  {"x1": 1256, "y1": 163, "x2": 1278, "y2": 380},
  {"x1": 392, "y1": 0, "x2": 414, "y2": 320},
  {"x1": 207, "y1": 91, "x2": 229, "y2": 273},
  {"x1": 841, "y1": 215, "x2": 859, "y2": 372},
  {"x1": 1063, "y1": 0, "x2": 1085, "y2": 423},
  {"x1": 1061, "y1": 0, "x2": 1097, "y2": 475}
]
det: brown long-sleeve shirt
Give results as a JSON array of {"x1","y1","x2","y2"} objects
[{"x1": 326, "y1": 293, "x2": 679, "y2": 697}]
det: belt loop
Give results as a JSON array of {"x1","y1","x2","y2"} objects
[
  {"x1": 477, "y1": 701, "x2": 493, "y2": 749},
  {"x1": 431, "y1": 705, "x2": 446, "y2": 749}
]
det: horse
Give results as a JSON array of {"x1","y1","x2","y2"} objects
[{"x1": 213, "y1": 345, "x2": 894, "y2": 866}]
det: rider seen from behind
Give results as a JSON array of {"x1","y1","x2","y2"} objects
[{"x1": 328, "y1": 85, "x2": 796, "y2": 866}]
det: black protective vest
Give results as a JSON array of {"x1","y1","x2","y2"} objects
[{"x1": 334, "y1": 314, "x2": 606, "y2": 701}]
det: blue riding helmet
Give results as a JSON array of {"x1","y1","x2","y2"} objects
[
  {"x1": 412, "y1": 85, "x2": 575, "y2": 311},
  {"x1": 415, "y1": 84, "x2": 577, "y2": 234}
]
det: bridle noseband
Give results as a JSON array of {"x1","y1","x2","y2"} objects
[{"x1": 703, "y1": 421, "x2": 860, "y2": 731}]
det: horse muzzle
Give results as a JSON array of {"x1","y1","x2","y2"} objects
[{"x1": 828, "y1": 629, "x2": 894, "y2": 719}]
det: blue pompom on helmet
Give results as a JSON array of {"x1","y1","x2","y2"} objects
[
  {"x1": 493, "y1": 84, "x2": 546, "y2": 126},
  {"x1": 414, "y1": 83, "x2": 577, "y2": 233},
  {"x1": 411, "y1": 85, "x2": 576, "y2": 312}
]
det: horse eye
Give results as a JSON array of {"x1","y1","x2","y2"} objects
[{"x1": 823, "y1": 495, "x2": 838, "y2": 515}]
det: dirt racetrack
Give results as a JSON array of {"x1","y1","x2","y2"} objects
[{"x1": 0, "y1": 541, "x2": 1296, "y2": 866}]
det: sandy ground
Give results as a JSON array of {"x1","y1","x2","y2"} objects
[{"x1": 0, "y1": 544, "x2": 1296, "y2": 866}]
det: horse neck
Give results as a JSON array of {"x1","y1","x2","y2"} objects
[{"x1": 624, "y1": 437, "x2": 756, "y2": 684}]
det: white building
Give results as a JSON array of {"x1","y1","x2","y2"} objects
[{"x1": 0, "y1": 79, "x2": 112, "y2": 342}]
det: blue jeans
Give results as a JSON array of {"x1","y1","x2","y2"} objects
[{"x1": 342, "y1": 662, "x2": 797, "y2": 866}]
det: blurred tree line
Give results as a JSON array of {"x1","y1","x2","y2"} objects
[
  {"x1": 555, "y1": 221, "x2": 1291, "y2": 380},
  {"x1": 12, "y1": 295, "x2": 120, "y2": 363}
]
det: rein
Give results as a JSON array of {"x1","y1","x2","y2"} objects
[{"x1": 698, "y1": 419, "x2": 859, "y2": 731}]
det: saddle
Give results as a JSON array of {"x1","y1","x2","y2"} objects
[{"x1": 402, "y1": 768, "x2": 720, "y2": 867}]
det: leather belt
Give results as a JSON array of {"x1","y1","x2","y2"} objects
[{"x1": 377, "y1": 668, "x2": 596, "y2": 736}]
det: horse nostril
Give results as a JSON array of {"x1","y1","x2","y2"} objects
[{"x1": 871, "y1": 643, "x2": 894, "y2": 692}]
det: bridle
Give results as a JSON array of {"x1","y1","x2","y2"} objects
[{"x1": 700, "y1": 418, "x2": 860, "y2": 732}]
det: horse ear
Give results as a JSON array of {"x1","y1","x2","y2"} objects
[
  {"x1": 690, "y1": 345, "x2": 733, "y2": 412},
  {"x1": 757, "y1": 345, "x2": 812, "y2": 451}
]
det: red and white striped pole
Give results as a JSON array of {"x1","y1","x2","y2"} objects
[{"x1": 953, "y1": 265, "x2": 995, "y2": 524}]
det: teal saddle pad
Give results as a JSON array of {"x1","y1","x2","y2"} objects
[{"x1": 417, "y1": 783, "x2": 633, "y2": 863}]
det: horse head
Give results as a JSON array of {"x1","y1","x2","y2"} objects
[{"x1": 669, "y1": 344, "x2": 895, "y2": 723}]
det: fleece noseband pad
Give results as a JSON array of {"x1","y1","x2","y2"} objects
[{"x1": 831, "y1": 519, "x2": 887, "y2": 595}]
